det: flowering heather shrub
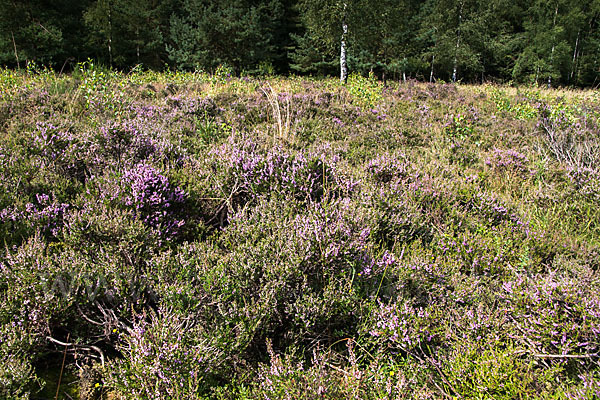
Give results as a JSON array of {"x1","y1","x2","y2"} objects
[
  {"x1": 62, "y1": 197, "x2": 160, "y2": 259},
  {"x1": 439, "y1": 230, "x2": 513, "y2": 276},
  {"x1": 120, "y1": 163, "x2": 186, "y2": 239},
  {"x1": 208, "y1": 195, "x2": 379, "y2": 351},
  {"x1": 2, "y1": 73, "x2": 600, "y2": 398},
  {"x1": 33, "y1": 122, "x2": 75, "y2": 161},
  {"x1": 0, "y1": 235, "x2": 58, "y2": 357},
  {"x1": 436, "y1": 193, "x2": 557, "y2": 275},
  {"x1": 470, "y1": 192, "x2": 527, "y2": 227},
  {"x1": 0, "y1": 323, "x2": 39, "y2": 400},
  {"x1": 292, "y1": 197, "x2": 372, "y2": 271},
  {"x1": 30, "y1": 194, "x2": 69, "y2": 235},
  {"x1": 32, "y1": 122, "x2": 87, "y2": 181},
  {"x1": 165, "y1": 94, "x2": 218, "y2": 116},
  {"x1": 485, "y1": 148, "x2": 531, "y2": 177},
  {"x1": 369, "y1": 299, "x2": 437, "y2": 351},
  {"x1": 0, "y1": 86, "x2": 51, "y2": 127},
  {"x1": 567, "y1": 166, "x2": 600, "y2": 201},
  {"x1": 0, "y1": 193, "x2": 68, "y2": 239},
  {"x1": 253, "y1": 340, "x2": 423, "y2": 400},
  {"x1": 253, "y1": 341, "x2": 371, "y2": 400},
  {"x1": 537, "y1": 101, "x2": 580, "y2": 128},
  {"x1": 370, "y1": 190, "x2": 433, "y2": 250},
  {"x1": 89, "y1": 117, "x2": 183, "y2": 173},
  {"x1": 500, "y1": 272, "x2": 600, "y2": 370},
  {"x1": 74, "y1": 164, "x2": 186, "y2": 246},
  {"x1": 206, "y1": 137, "x2": 340, "y2": 222},
  {"x1": 566, "y1": 373, "x2": 600, "y2": 399},
  {"x1": 107, "y1": 309, "x2": 222, "y2": 399},
  {"x1": 254, "y1": 341, "x2": 345, "y2": 400},
  {"x1": 365, "y1": 153, "x2": 410, "y2": 183},
  {"x1": 92, "y1": 123, "x2": 154, "y2": 170}
]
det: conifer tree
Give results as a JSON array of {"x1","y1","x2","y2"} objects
[{"x1": 168, "y1": 0, "x2": 283, "y2": 73}]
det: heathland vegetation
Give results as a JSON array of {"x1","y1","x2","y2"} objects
[{"x1": 0, "y1": 64, "x2": 599, "y2": 398}]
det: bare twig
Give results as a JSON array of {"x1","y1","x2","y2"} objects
[
  {"x1": 47, "y1": 336, "x2": 105, "y2": 367},
  {"x1": 325, "y1": 362, "x2": 353, "y2": 376},
  {"x1": 206, "y1": 177, "x2": 241, "y2": 227},
  {"x1": 540, "y1": 120, "x2": 600, "y2": 169},
  {"x1": 54, "y1": 333, "x2": 70, "y2": 400},
  {"x1": 531, "y1": 352, "x2": 598, "y2": 359},
  {"x1": 76, "y1": 304, "x2": 103, "y2": 326}
]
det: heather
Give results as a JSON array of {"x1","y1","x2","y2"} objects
[{"x1": 1, "y1": 65, "x2": 600, "y2": 399}]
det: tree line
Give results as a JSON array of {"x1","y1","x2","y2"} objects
[{"x1": 1, "y1": 0, "x2": 599, "y2": 86}]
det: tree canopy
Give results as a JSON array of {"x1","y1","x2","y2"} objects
[{"x1": 0, "y1": 0, "x2": 598, "y2": 86}]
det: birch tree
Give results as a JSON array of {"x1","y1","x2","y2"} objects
[
  {"x1": 340, "y1": 2, "x2": 348, "y2": 82},
  {"x1": 296, "y1": 0, "x2": 363, "y2": 82},
  {"x1": 84, "y1": 0, "x2": 115, "y2": 65}
]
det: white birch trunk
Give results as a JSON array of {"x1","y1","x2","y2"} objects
[
  {"x1": 340, "y1": 2, "x2": 348, "y2": 83},
  {"x1": 569, "y1": 30, "x2": 580, "y2": 83},
  {"x1": 452, "y1": 1, "x2": 463, "y2": 83},
  {"x1": 107, "y1": 0, "x2": 113, "y2": 66},
  {"x1": 136, "y1": 27, "x2": 140, "y2": 63},
  {"x1": 430, "y1": 53, "x2": 435, "y2": 82}
]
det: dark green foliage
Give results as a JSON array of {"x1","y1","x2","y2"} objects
[
  {"x1": 0, "y1": 0, "x2": 92, "y2": 68},
  {"x1": 83, "y1": 0, "x2": 175, "y2": 68},
  {"x1": 167, "y1": 0, "x2": 285, "y2": 72},
  {"x1": 0, "y1": 0, "x2": 600, "y2": 85}
]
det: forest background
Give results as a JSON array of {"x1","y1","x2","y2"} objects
[{"x1": 1, "y1": 0, "x2": 599, "y2": 87}]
